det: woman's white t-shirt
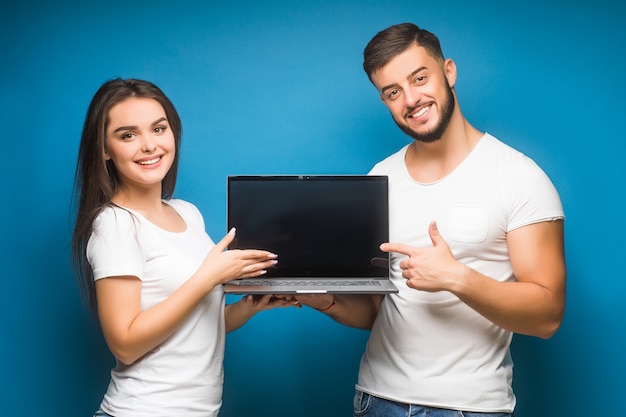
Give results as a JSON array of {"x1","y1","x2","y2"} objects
[{"x1": 87, "y1": 199, "x2": 224, "y2": 417}]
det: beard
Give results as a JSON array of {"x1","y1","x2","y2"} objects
[{"x1": 393, "y1": 82, "x2": 456, "y2": 144}]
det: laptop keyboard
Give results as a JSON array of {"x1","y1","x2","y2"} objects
[{"x1": 237, "y1": 279, "x2": 382, "y2": 287}]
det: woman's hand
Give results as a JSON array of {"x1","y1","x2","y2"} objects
[
  {"x1": 240, "y1": 294, "x2": 302, "y2": 311},
  {"x1": 225, "y1": 294, "x2": 301, "y2": 332},
  {"x1": 199, "y1": 228, "x2": 278, "y2": 290}
]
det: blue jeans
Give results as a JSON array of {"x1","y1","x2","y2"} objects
[{"x1": 354, "y1": 390, "x2": 514, "y2": 417}]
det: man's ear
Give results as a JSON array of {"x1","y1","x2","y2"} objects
[{"x1": 444, "y1": 58, "x2": 457, "y2": 89}]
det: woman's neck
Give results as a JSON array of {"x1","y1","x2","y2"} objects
[{"x1": 111, "y1": 185, "x2": 165, "y2": 214}]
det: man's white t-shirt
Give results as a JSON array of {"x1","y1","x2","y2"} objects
[
  {"x1": 87, "y1": 199, "x2": 224, "y2": 417},
  {"x1": 358, "y1": 133, "x2": 564, "y2": 412}
]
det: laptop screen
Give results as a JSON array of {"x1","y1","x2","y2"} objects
[{"x1": 227, "y1": 175, "x2": 389, "y2": 278}]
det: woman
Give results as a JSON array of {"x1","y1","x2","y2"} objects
[{"x1": 71, "y1": 78, "x2": 295, "y2": 416}]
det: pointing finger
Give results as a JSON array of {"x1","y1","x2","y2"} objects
[{"x1": 380, "y1": 242, "x2": 415, "y2": 256}]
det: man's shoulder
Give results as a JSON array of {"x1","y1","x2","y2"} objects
[
  {"x1": 478, "y1": 133, "x2": 536, "y2": 166},
  {"x1": 369, "y1": 144, "x2": 410, "y2": 175}
]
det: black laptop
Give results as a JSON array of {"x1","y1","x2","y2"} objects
[{"x1": 223, "y1": 175, "x2": 397, "y2": 294}]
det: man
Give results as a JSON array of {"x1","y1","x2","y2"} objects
[{"x1": 298, "y1": 23, "x2": 566, "y2": 416}]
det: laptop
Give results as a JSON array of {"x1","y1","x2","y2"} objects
[{"x1": 223, "y1": 175, "x2": 397, "y2": 294}]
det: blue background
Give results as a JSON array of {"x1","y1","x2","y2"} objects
[{"x1": 1, "y1": 1, "x2": 624, "y2": 416}]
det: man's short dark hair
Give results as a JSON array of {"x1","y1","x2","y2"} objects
[{"x1": 363, "y1": 23, "x2": 445, "y2": 82}]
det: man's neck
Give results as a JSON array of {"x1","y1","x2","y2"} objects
[{"x1": 405, "y1": 113, "x2": 483, "y2": 183}]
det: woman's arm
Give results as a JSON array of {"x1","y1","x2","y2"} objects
[
  {"x1": 96, "y1": 230, "x2": 278, "y2": 365},
  {"x1": 225, "y1": 295, "x2": 301, "y2": 333}
]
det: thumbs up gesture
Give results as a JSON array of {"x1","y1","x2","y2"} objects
[{"x1": 380, "y1": 221, "x2": 468, "y2": 292}]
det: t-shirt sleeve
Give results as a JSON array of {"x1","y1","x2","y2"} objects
[
  {"x1": 507, "y1": 155, "x2": 565, "y2": 232},
  {"x1": 87, "y1": 207, "x2": 144, "y2": 281}
]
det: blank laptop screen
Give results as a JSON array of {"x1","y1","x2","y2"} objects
[{"x1": 227, "y1": 175, "x2": 389, "y2": 278}]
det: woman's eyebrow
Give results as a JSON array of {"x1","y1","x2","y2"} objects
[{"x1": 112, "y1": 117, "x2": 167, "y2": 133}]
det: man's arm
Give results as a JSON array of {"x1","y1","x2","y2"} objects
[
  {"x1": 383, "y1": 220, "x2": 565, "y2": 338},
  {"x1": 296, "y1": 293, "x2": 384, "y2": 330},
  {"x1": 464, "y1": 219, "x2": 565, "y2": 338}
]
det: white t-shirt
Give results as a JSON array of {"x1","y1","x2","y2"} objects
[
  {"x1": 358, "y1": 133, "x2": 564, "y2": 412},
  {"x1": 87, "y1": 199, "x2": 224, "y2": 417}
]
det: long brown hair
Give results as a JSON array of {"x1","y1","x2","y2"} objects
[{"x1": 71, "y1": 78, "x2": 182, "y2": 315}]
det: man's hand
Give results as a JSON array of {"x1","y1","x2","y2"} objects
[{"x1": 380, "y1": 221, "x2": 468, "y2": 292}]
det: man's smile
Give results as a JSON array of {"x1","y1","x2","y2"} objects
[{"x1": 407, "y1": 103, "x2": 432, "y2": 119}]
